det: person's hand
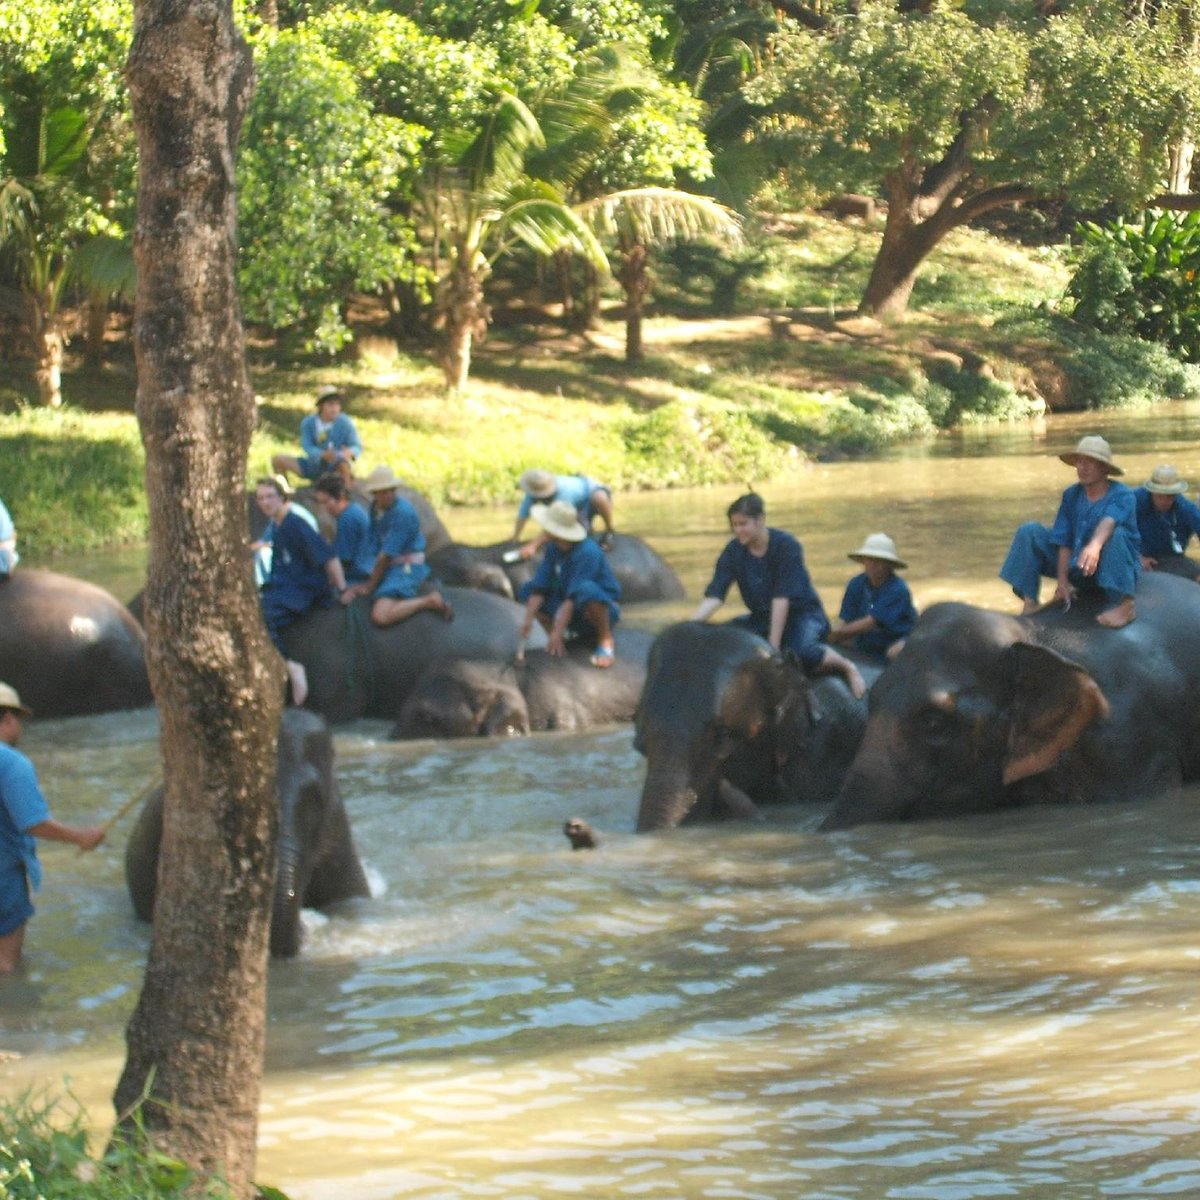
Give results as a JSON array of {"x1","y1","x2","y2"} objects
[
  {"x1": 1140, "y1": 554, "x2": 1158, "y2": 570},
  {"x1": 321, "y1": 447, "x2": 337, "y2": 462},
  {"x1": 339, "y1": 585, "x2": 362, "y2": 605},
  {"x1": 76, "y1": 826, "x2": 105, "y2": 852},
  {"x1": 547, "y1": 630, "x2": 567, "y2": 656},
  {"x1": 519, "y1": 542, "x2": 537, "y2": 561},
  {"x1": 1077, "y1": 540, "x2": 1103, "y2": 576},
  {"x1": 1052, "y1": 579, "x2": 1074, "y2": 605}
]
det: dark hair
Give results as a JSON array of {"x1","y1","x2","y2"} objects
[
  {"x1": 255, "y1": 476, "x2": 286, "y2": 499},
  {"x1": 726, "y1": 492, "x2": 765, "y2": 520},
  {"x1": 314, "y1": 472, "x2": 348, "y2": 501}
]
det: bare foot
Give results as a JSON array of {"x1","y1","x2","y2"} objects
[
  {"x1": 1096, "y1": 598, "x2": 1135, "y2": 628},
  {"x1": 285, "y1": 659, "x2": 308, "y2": 706},
  {"x1": 1020, "y1": 597, "x2": 1041, "y2": 615},
  {"x1": 425, "y1": 591, "x2": 454, "y2": 622},
  {"x1": 844, "y1": 662, "x2": 867, "y2": 700}
]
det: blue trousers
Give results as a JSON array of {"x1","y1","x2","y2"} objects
[
  {"x1": 519, "y1": 580, "x2": 620, "y2": 634},
  {"x1": 732, "y1": 607, "x2": 830, "y2": 671},
  {"x1": 999, "y1": 521, "x2": 1139, "y2": 605}
]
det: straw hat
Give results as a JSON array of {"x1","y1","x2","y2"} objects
[
  {"x1": 848, "y1": 532, "x2": 907, "y2": 569},
  {"x1": 0, "y1": 682, "x2": 32, "y2": 717},
  {"x1": 1143, "y1": 464, "x2": 1189, "y2": 495},
  {"x1": 1059, "y1": 435, "x2": 1123, "y2": 476},
  {"x1": 315, "y1": 385, "x2": 341, "y2": 405},
  {"x1": 362, "y1": 466, "x2": 404, "y2": 492},
  {"x1": 271, "y1": 473, "x2": 295, "y2": 497},
  {"x1": 519, "y1": 469, "x2": 557, "y2": 499},
  {"x1": 532, "y1": 500, "x2": 586, "y2": 542}
]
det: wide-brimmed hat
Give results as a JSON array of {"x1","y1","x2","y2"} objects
[
  {"x1": 848, "y1": 532, "x2": 907, "y2": 569},
  {"x1": 315, "y1": 385, "x2": 341, "y2": 405},
  {"x1": 0, "y1": 682, "x2": 32, "y2": 717},
  {"x1": 1143, "y1": 464, "x2": 1189, "y2": 495},
  {"x1": 532, "y1": 500, "x2": 586, "y2": 542},
  {"x1": 1060, "y1": 435, "x2": 1123, "y2": 476},
  {"x1": 362, "y1": 465, "x2": 404, "y2": 492},
  {"x1": 519, "y1": 469, "x2": 557, "y2": 499}
]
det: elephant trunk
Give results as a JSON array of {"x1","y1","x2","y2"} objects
[
  {"x1": 271, "y1": 836, "x2": 306, "y2": 958},
  {"x1": 819, "y1": 719, "x2": 911, "y2": 831},
  {"x1": 636, "y1": 757, "x2": 702, "y2": 832}
]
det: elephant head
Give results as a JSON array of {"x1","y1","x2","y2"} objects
[
  {"x1": 821, "y1": 602, "x2": 1110, "y2": 830},
  {"x1": 393, "y1": 659, "x2": 530, "y2": 738}
]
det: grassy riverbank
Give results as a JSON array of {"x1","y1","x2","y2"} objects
[{"x1": 3, "y1": 214, "x2": 1199, "y2": 558}]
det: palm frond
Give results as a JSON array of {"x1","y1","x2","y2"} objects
[
  {"x1": 0, "y1": 178, "x2": 36, "y2": 241},
  {"x1": 456, "y1": 93, "x2": 545, "y2": 199},
  {"x1": 576, "y1": 187, "x2": 742, "y2": 246},
  {"x1": 71, "y1": 234, "x2": 136, "y2": 301},
  {"x1": 494, "y1": 198, "x2": 609, "y2": 269}
]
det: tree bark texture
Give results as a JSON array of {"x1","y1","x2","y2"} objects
[
  {"x1": 27, "y1": 285, "x2": 63, "y2": 407},
  {"x1": 618, "y1": 241, "x2": 650, "y2": 364},
  {"x1": 117, "y1": 3, "x2": 282, "y2": 1195},
  {"x1": 438, "y1": 255, "x2": 489, "y2": 392}
]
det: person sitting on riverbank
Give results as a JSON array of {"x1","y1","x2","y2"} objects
[
  {"x1": 518, "y1": 500, "x2": 621, "y2": 667},
  {"x1": 829, "y1": 532, "x2": 916, "y2": 661},
  {"x1": 340, "y1": 466, "x2": 453, "y2": 627},
  {"x1": 250, "y1": 474, "x2": 320, "y2": 587},
  {"x1": 0, "y1": 497, "x2": 16, "y2": 580},
  {"x1": 512, "y1": 469, "x2": 615, "y2": 556},
  {"x1": 690, "y1": 492, "x2": 867, "y2": 698},
  {"x1": 314, "y1": 472, "x2": 375, "y2": 585},
  {"x1": 1134, "y1": 464, "x2": 1200, "y2": 582},
  {"x1": 999, "y1": 434, "x2": 1139, "y2": 628},
  {"x1": 255, "y1": 476, "x2": 349, "y2": 705},
  {"x1": 272, "y1": 385, "x2": 362, "y2": 484}
]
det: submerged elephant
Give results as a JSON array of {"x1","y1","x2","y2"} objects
[
  {"x1": 821, "y1": 571, "x2": 1200, "y2": 831},
  {"x1": 0, "y1": 569, "x2": 152, "y2": 716},
  {"x1": 125, "y1": 708, "x2": 369, "y2": 958},
  {"x1": 392, "y1": 627, "x2": 655, "y2": 738},
  {"x1": 428, "y1": 533, "x2": 685, "y2": 604},
  {"x1": 282, "y1": 586, "x2": 547, "y2": 723},
  {"x1": 634, "y1": 622, "x2": 880, "y2": 831}
]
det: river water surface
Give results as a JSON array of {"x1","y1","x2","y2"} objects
[{"x1": 6, "y1": 405, "x2": 1200, "y2": 1198}]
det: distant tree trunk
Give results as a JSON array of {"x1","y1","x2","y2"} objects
[
  {"x1": 552, "y1": 247, "x2": 575, "y2": 320},
  {"x1": 617, "y1": 240, "x2": 650, "y2": 364},
  {"x1": 580, "y1": 259, "x2": 602, "y2": 330},
  {"x1": 84, "y1": 294, "x2": 109, "y2": 365},
  {"x1": 27, "y1": 287, "x2": 63, "y2": 407},
  {"x1": 438, "y1": 255, "x2": 489, "y2": 392},
  {"x1": 258, "y1": 0, "x2": 278, "y2": 26},
  {"x1": 1169, "y1": 138, "x2": 1194, "y2": 194},
  {"x1": 116, "y1": 2, "x2": 281, "y2": 1196}
]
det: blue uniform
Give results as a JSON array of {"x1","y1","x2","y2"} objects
[
  {"x1": 298, "y1": 412, "x2": 362, "y2": 480},
  {"x1": 1135, "y1": 488, "x2": 1200, "y2": 560},
  {"x1": 0, "y1": 497, "x2": 16, "y2": 577},
  {"x1": 261, "y1": 509, "x2": 335, "y2": 652},
  {"x1": 255, "y1": 503, "x2": 319, "y2": 588},
  {"x1": 370, "y1": 497, "x2": 431, "y2": 599},
  {"x1": 333, "y1": 500, "x2": 375, "y2": 583},
  {"x1": 518, "y1": 474, "x2": 610, "y2": 527},
  {"x1": 838, "y1": 572, "x2": 916, "y2": 657},
  {"x1": 519, "y1": 537, "x2": 621, "y2": 631},
  {"x1": 1000, "y1": 481, "x2": 1140, "y2": 604},
  {"x1": 0, "y1": 742, "x2": 50, "y2": 936},
  {"x1": 705, "y1": 528, "x2": 830, "y2": 669}
]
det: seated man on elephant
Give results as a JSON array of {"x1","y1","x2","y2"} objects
[
  {"x1": 1134, "y1": 464, "x2": 1200, "y2": 582},
  {"x1": 314, "y1": 472, "x2": 375, "y2": 585},
  {"x1": 999, "y1": 435, "x2": 1139, "y2": 628},
  {"x1": 829, "y1": 532, "x2": 916, "y2": 661},
  {"x1": 255, "y1": 476, "x2": 349, "y2": 705},
  {"x1": 250, "y1": 474, "x2": 320, "y2": 587},
  {"x1": 691, "y1": 492, "x2": 866, "y2": 698},
  {"x1": 341, "y1": 466, "x2": 453, "y2": 627},
  {"x1": 0, "y1": 496, "x2": 16, "y2": 580},
  {"x1": 518, "y1": 499, "x2": 621, "y2": 667},
  {"x1": 272, "y1": 385, "x2": 362, "y2": 484},
  {"x1": 512, "y1": 469, "x2": 615, "y2": 556}
]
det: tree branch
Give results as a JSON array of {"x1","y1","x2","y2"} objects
[
  {"x1": 1148, "y1": 192, "x2": 1200, "y2": 210},
  {"x1": 770, "y1": 0, "x2": 827, "y2": 31}
]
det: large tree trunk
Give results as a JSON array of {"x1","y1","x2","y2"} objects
[
  {"x1": 27, "y1": 287, "x2": 63, "y2": 407},
  {"x1": 116, "y1": 3, "x2": 282, "y2": 1196},
  {"x1": 438, "y1": 257, "x2": 489, "y2": 392}
]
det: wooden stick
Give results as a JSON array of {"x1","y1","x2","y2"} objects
[{"x1": 82, "y1": 774, "x2": 162, "y2": 852}]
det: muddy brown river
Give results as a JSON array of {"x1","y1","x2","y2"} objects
[{"x1": 5, "y1": 404, "x2": 1200, "y2": 1197}]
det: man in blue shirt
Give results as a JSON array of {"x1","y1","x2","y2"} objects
[
  {"x1": 272, "y1": 385, "x2": 363, "y2": 483},
  {"x1": 513, "y1": 469, "x2": 615, "y2": 555},
  {"x1": 341, "y1": 466, "x2": 453, "y2": 627},
  {"x1": 1134, "y1": 464, "x2": 1200, "y2": 582},
  {"x1": 830, "y1": 532, "x2": 917, "y2": 660},
  {"x1": 518, "y1": 500, "x2": 621, "y2": 665},
  {"x1": 1000, "y1": 434, "x2": 1139, "y2": 628},
  {"x1": 314, "y1": 472, "x2": 375, "y2": 584},
  {"x1": 0, "y1": 497, "x2": 17, "y2": 578},
  {"x1": 0, "y1": 682, "x2": 105, "y2": 972}
]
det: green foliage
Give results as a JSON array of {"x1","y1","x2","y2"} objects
[{"x1": 1065, "y1": 210, "x2": 1200, "y2": 362}]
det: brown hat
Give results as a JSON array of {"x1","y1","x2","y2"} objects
[
  {"x1": 1059, "y1": 435, "x2": 1123, "y2": 476},
  {"x1": 315, "y1": 385, "x2": 341, "y2": 406},
  {"x1": 1143, "y1": 464, "x2": 1189, "y2": 495},
  {"x1": 519, "y1": 469, "x2": 557, "y2": 499},
  {"x1": 0, "y1": 682, "x2": 32, "y2": 717},
  {"x1": 362, "y1": 465, "x2": 404, "y2": 492},
  {"x1": 532, "y1": 500, "x2": 587, "y2": 542}
]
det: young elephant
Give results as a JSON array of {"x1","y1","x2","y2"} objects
[
  {"x1": 125, "y1": 709, "x2": 369, "y2": 957},
  {"x1": 821, "y1": 571, "x2": 1200, "y2": 830},
  {"x1": 634, "y1": 622, "x2": 879, "y2": 831}
]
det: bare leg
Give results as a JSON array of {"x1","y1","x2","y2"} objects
[
  {"x1": 285, "y1": 659, "x2": 308, "y2": 706},
  {"x1": 0, "y1": 925, "x2": 27, "y2": 974},
  {"x1": 815, "y1": 646, "x2": 866, "y2": 699},
  {"x1": 590, "y1": 490, "x2": 615, "y2": 534},
  {"x1": 371, "y1": 590, "x2": 452, "y2": 628},
  {"x1": 272, "y1": 454, "x2": 303, "y2": 477},
  {"x1": 583, "y1": 600, "x2": 615, "y2": 666},
  {"x1": 1020, "y1": 597, "x2": 1041, "y2": 615},
  {"x1": 1096, "y1": 596, "x2": 1136, "y2": 628}
]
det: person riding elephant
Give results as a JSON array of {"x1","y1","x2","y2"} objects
[
  {"x1": 513, "y1": 468, "x2": 616, "y2": 554},
  {"x1": 821, "y1": 571, "x2": 1200, "y2": 831},
  {"x1": 829, "y1": 532, "x2": 917, "y2": 661},
  {"x1": 272, "y1": 384, "x2": 362, "y2": 484},
  {"x1": 1134, "y1": 464, "x2": 1200, "y2": 582},
  {"x1": 0, "y1": 569, "x2": 151, "y2": 717},
  {"x1": 125, "y1": 708, "x2": 369, "y2": 958},
  {"x1": 634, "y1": 621, "x2": 881, "y2": 831}
]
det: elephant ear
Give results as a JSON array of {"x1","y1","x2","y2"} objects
[{"x1": 998, "y1": 642, "x2": 1110, "y2": 785}]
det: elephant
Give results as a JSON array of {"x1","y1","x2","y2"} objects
[
  {"x1": 634, "y1": 622, "x2": 881, "y2": 831},
  {"x1": 125, "y1": 708, "x2": 369, "y2": 958},
  {"x1": 392, "y1": 627, "x2": 655, "y2": 738},
  {"x1": 820, "y1": 570, "x2": 1200, "y2": 831},
  {"x1": 281, "y1": 586, "x2": 547, "y2": 723},
  {"x1": 427, "y1": 533, "x2": 686, "y2": 604},
  {"x1": 0, "y1": 568, "x2": 152, "y2": 716}
]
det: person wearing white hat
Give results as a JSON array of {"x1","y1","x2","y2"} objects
[
  {"x1": 517, "y1": 499, "x2": 621, "y2": 667},
  {"x1": 272, "y1": 385, "x2": 362, "y2": 484},
  {"x1": 0, "y1": 682, "x2": 105, "y2": 972},
  {"x1": 1134, "y1": 465, "x2": 1200, "y2": 582},
  {"x1": 341, "y1": 466, "x2": 453, "y2": 627},
  {"x1": 512, "y1": 469, "x2": 615, "y2": 555},
  {"x1": 829, "y1": 533, "x2": 917, "y2": 660},
  {"x1": 999, "y1": 434, "x2": 1139, "y2": 628}
]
